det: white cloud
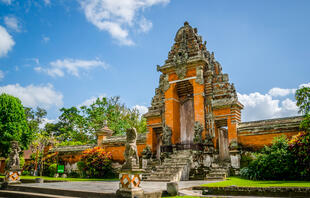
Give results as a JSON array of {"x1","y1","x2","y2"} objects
[
  {"x1": 42, "y1": 36, "x2": 50, "y2": 43},
  {"x1": 133, "y1": 105, "x2": 148, "y2": 115},
  {"x1": 1, "y1": 0, "x2": 12, "y2": 5},
  {"x1": 0, "y1": 70, "x2": 4, "y2": 80},
  {"x1": 138, "y1": 17, "x2": 152, "y2": 33},
  {"x1": 4, "y1": 16, "x2": 20, "y2": 32},
  {"x1": 299, "y1": 83, "x2": 310, "y2": 88},
  {"x1": 0, "y1": 84, "x2": 63, "y2": 109},
  {"x1": 238, "y1": 83, "x2": 310, "y2": 121},
  {"x1": 80, "y1": 0, "x2": 169, "y2": 45},
  {"x1": 0, "y1": 25, "x2": 15, "y2": 57},
  {"x1": 79, "y1": 94, "x2": 107, "y2": 107},
  {"x1": 43, "y1": 0, "x2": 50, "y2": 5},
  {"x1": 39, "y1": 118, "x2": 55, "y2": 129},
  {"x1": 35, "y1": 58, "x2": 108, "y2": 77},
  {"x1": 268, "y1": 87, "x2": 296, "y2": 97}
]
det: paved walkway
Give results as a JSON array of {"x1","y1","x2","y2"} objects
[{"x1": 19, "y1": 180, "x2": 219, "y2": 193}]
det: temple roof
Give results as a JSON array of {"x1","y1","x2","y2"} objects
[{"x1": 164, "y1": 21, "x2": 208, "y2": 65}]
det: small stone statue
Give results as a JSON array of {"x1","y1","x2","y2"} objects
[
  {"x1": 7, "y1": 141, "x2": 21, "y2": 169},
  {"x1": 162, "y1": 125, "x2": 172, "y2": 146},
  {"x1": 5, "y1": 141, "x2": 22, "y2": 184},
  {"x1": 193, "y1": 121, "x2": 204, "y2": 144},
  {"x1": 141, "y1": 145, "x2": 152, "y2": 159},
  {"x1": 122, "y1": 128, "x2": 139, "y2": 169}
]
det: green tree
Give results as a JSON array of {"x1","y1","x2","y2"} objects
[
  {"x1": 0, "y1": 94, "x2": 32, "y2": 157},
  {"x1": 295, "y1": 86, "x2": 310, "y2": 132}
]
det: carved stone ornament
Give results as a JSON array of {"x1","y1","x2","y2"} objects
[
  {"x1": 122, "y1": 128, "x2": 139, "y2": 170},
  {"x1": 173, "y1": 38, "x2": 188, "y2": 79},
  {"x1": 141, "y1": 145, "x2": 152, "y2": 159},
  {"x1": 229, "y1": 140, "x2": 239, "y2": 150},
  {"x1": 195, "y1": 66, "x2": 204, "y2": 85},
  {"x1": 193, "y1": 121, "x2": 204, "y2": 144},
  {"x1": 7, "y1": 141, "x2": 21, "y2": 170},
  {"x1": 162, "y1": 125, "x2": 172, "y2": 146},
  {"x1": 159, "y1": 74, "x2": 170, "y2": 92}
]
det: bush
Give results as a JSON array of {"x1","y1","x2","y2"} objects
[
  {"x1": 48, "y1": 163, "x2": 57, "y2": 177},
  {"x1": 22, "y1": 170, "x2": 30, "y2": 176},
  {"x1": 241, "y1": 135, "x2": 295, "y2": 180},
  {"x1": 78, "y1": 147, "x2": 113, "y2": 178},
  {"x1": 289, "y1": 132, "x2": 310, "y2": 180}
]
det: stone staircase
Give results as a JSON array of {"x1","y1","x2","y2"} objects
[
  {"x1": 205, "y1": 162, "x2": 230, "y2": 180},
  {"x1": 143, "y1": 150, "x2": 192, "y2": 182}
]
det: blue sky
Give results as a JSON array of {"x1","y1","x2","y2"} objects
[{"x1": 0, "y1": 0, "x2": 309, "y2": 122}]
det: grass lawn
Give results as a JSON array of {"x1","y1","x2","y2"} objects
[
  {"x1": 0, "y1": 175, "x2": 117, "y2": 182},
  {"x1": 202, "y1": 177, "x2": 310, "y2": 188}
]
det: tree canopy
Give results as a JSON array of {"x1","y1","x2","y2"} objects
[
  {"x1": 0, "y1": 93, "x2": 33, "y2": 157},
  {"x1": 295, "y1": 86, "x2": 310, "y2": 132}
]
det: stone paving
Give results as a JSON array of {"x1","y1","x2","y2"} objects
[{"x1": 19, "y1": 180, "x2": 219, "y2": 193}]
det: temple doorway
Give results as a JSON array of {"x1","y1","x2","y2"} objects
[
  {"x1": 176, "y1": 80, "x2": 194, "y2": 144},
  {"x1": 218, "y1": 128, "x2": 230, "y2": 161},
  {"x1": 154, "y1": 127, "x2": 163, "y2": 159}
]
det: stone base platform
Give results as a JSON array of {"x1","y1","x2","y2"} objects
[{"x1": 2, "y1": 180, "x2": 215, "y2": 198}]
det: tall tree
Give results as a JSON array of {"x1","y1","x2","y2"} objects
[
  {"x1": 0, "y1": 94, "x2": 32, "y2": 157},
  {"x1": 295, "y1": 86, "x2": 310, "y2": 132}
]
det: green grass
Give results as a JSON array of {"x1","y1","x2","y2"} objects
[
  {"x1": 0, "y1": 175, "x2": 117, "y2": 182},
  {"x1": 202, "y1": 177, "x2": 310, "y2": 188}
]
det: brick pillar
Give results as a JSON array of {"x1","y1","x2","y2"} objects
[
  {"x1": 165, "y1": 83, "x2": 180, "y2": 144},
  {"x1": 227, "y1": 117, "x2": 238, "y2": 144},
  {"x1": 191, "y1": 79, "x2": 206, "y2": 137}
]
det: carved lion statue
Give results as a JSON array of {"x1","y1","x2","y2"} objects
[{"x1": 122, "y1": 128, "x2": 139, "y2": 169}]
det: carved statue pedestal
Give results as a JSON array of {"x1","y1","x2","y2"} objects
[
  {"x1": 5, "y1": 167, "x2": 22, "y2": 184},
  {"x1": 116, "y1": 168, "x2": 144, "y2": 198}
]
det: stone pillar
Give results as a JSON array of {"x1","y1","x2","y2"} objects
[
  {"x1": 230, "y1": 150, "x2": 241, "y2": 175},
  {"x1": 5, "y1": 141, "x2": 22, "y2": 184},
  {"x1": 117, "y1": 128, "x2": 144, "y2": 198},
  {"x1": 96, "y1": 122, "x2": 114, "y2": 147}
]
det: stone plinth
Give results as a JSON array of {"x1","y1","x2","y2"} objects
[
  {"x1": 116, "y1": 168, "x2": 144, "y2": 198},
  {"x1": 5, "y1": 167, "x2": 22, "y2": 184}
]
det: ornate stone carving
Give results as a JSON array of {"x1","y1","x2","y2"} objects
[
  {"x1": 229, "y1": 140, "x2": 239, "y2": 150},
  {"x1": 162, "y1": 125, "x2": 172, "y2": 146},
  {"x1": 195, "y1": 66, "x2": 204, "y2": 85},
  {"x1": 122, "y1": 128, "x2": 139, "y2": 169},
  {"x1": 141, "y1": 145, "x2": 152, "y2": 159},
  {"x1": 7, "y1": 141, "x2": 21, "y2": 169},
  {"x1": 159, "y1": 74, "x2": 170, "y2": 92},
  {"x1": 193, "y1": 121, "x2": 204, "y2": 144}
]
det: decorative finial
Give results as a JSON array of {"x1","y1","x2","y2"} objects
[{"x1": 184, "y1": 21, "x2": 189, "y2": 26}]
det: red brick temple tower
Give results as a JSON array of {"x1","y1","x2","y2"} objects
[{"x1": 144, "y1": 21, "x2": 243, "y2": 166}]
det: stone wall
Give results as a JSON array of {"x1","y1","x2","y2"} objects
[
  {"x1": 237, "y1": 116, "x2": 303, "y2": 150},
  {"x1": 101, "y1": 134, "x2": 147, "y2": 162}
]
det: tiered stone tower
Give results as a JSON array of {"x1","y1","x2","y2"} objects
[{"x1": 144, "y1": 22, "x2": 243, "y2": 162}]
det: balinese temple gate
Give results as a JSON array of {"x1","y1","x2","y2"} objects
[{"x1": 144, "y1": 22, "x2": 243, "y2": 181}]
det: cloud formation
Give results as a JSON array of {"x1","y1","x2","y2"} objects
[
  {"x1": 0, "y1": 84, "x2": 63, "y2": 109},
  {"x1": 268, "y1": 87, "x2": 296, "y2": 97},
  {"x1": 133, "y1": 104, "x2": 148, "y2": 115},
  {"x1": 4, "y1": 16, "x2": 20, "y2": 32},
  {"x1": 35, "y1": 58, "x2": 108, "y2": 77},
  {"x1": 0, "y1": 0, "x2": 12, "y2": 5},
  {"x1": 0, "y1": 25, "x2": 15, "y2": 57},
  {"x1": 79, "y1": 94, "x2": 107, "y2": 107},
  {"x1": 80, "y1": 0, "x2": 169, "y2": 45},
  {"x1": 236, "y1": 84, "x2": 310, "y2": 122}
]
